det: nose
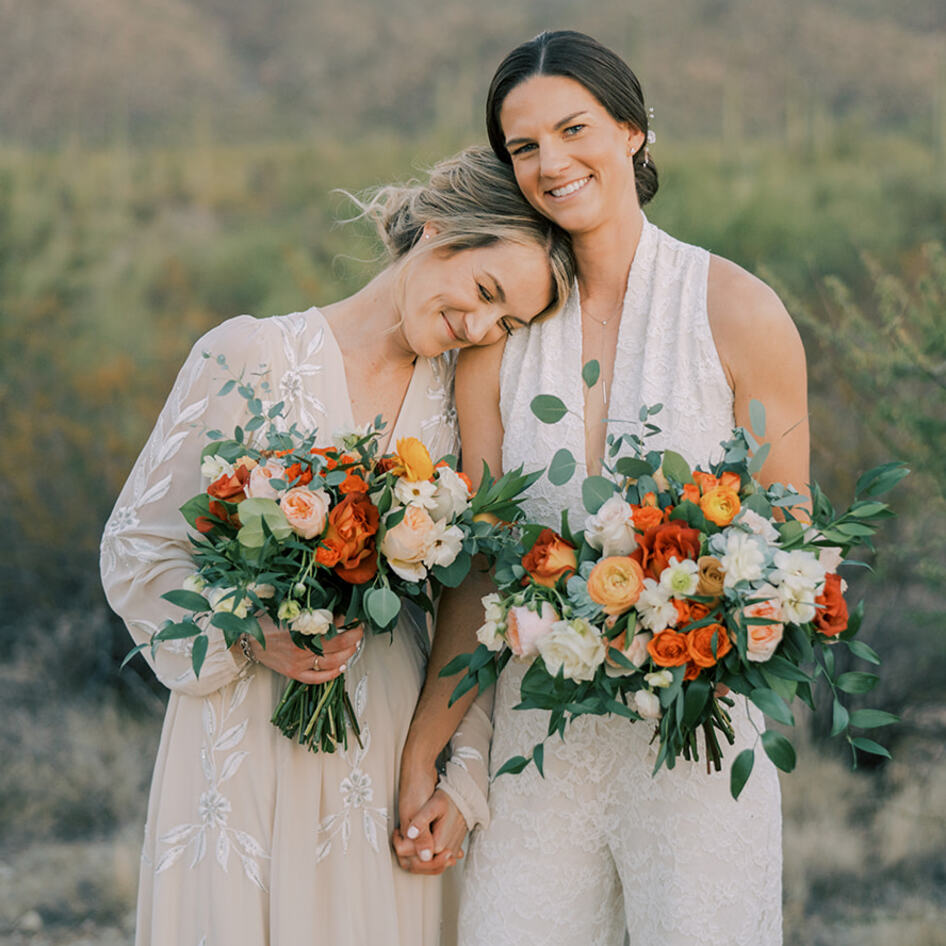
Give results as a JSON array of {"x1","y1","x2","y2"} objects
[
  {"x1": 538, "y1": 140, "x2": 569, "y2": 179},
  {"x1": 463, "y1": 305, "x2": 501, "y2": 345}
]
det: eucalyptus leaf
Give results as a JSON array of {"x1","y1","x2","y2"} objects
[
  {"x1": 749, "y1": 399, "x2": 767, "y2": 438},
  {"x1": 530, "y1": 395, "x2": 568, "y2": 424},
  {"x1": 365, "y1": 587, "x2": 401, "y2": 628},
  {"x1": 661, "y1": 450, "x2": 693, "y2": 485},
  {"x1": 548, "y1": 448, "x2": 577, "y2": 486},
  {"x1": 581, "y1": 476, "x2": 616, "y2": 514},
  {"x1": 582, "y1": 360, "x2": 601, "y2": 389}
]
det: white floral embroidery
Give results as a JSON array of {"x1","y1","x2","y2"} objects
[
  {"x1": 448, "y1": 744, "x2": 484, "y2": 773},
  {"x1": 154, "y1": 677, "x2": 269, "y2": 889},
  {"x1": 314, "y1": 675, "x2": 388, "y2": 863},
  {"x1": 273, "y1": 312, "x2": 327, "y2": 430}
]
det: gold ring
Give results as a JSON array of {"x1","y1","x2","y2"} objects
[{"x1": 312, "y1": 655, "x2": 321, "y2": 671}]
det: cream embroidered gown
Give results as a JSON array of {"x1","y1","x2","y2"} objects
[
  {"x1": 101, "y1": 309, "x2": 490, "y2": 946},
  {"x1": 458, "y1": 219, "x2": 783, "y2": 946}
]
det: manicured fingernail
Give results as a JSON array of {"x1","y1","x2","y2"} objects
[
  {"x1": 419, "y1": 849, "x2": 432, "y2": 862},
  {"x1": 339, "y1": 664, "x2": 346, "y2": 672},
  {"x1": 406, "y1": 825, "x2": 420, "y2": 840}
]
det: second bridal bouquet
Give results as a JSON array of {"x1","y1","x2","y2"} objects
[
  {"x1": 444, "y1": 383, "x2": 905, "y2": 798},
  {"x1": 129, "y1": 353, "x2": 538, "y2": 753}
]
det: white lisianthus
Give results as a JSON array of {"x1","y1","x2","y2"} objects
[
  {"x1": 201, "y1": 454, "x2": 234, "y2": 481},
  {"x1": 277, "y1": 599, "x2": 302, "y2": 623},
  {"x1": 713, "y1": 530, "x2": 766, "y2": 587},
  {"x1": 209, "y1": 587, "x2": 250, "y2": 618},
  {"x1": 423, "y1": 520, "x2": 465, "y2": 569},
  {"x1": 735, "y1": 508, "x2": 780, "y2": 544},
  {"x1": 481, "y1": 593, "x2": 504, "y2": 625},
  {"x1": 771, "y1": 549, "x2": 826, "y2": 593},
  {"x1": 776, "y1": 577, "x2": 818, "y2": 624},
  {"x1": 658, "y1": 556, "x2": 700, "y2": 597},
  {"x1": 248, "y1": 582, "x2": 275, "y2": 600},
  {"x1": 637, "y1": 578, "x2": 679, "y2": 631},
  {"x1": 331, "y1": 423, "x2": 371, "y2": 451},
  {"x1": 394, "y1": 477, "x2": 439, "y2": 510},
  {"x1": 819, "y1": 547, "x2": 844, "y2": 574},
  {"x1": 537, "y1": 618, "x2": 606, "y2": 682},
  {"x1": 290, "y1": 608, "x2": 334, "y2": 636},
  {"x1": 183, "y1": 572, "x2": 207, "y2": 594},
  {"x1": 634, "y1": 689, "x2": 663, "y2": 720},
  {"x1": 429, "y1": 466, "x2": 472, "y2": 522},
  {"x1": 584, "y1": 495, "x2": 637, "y2": 557},
  {"x1": 476, "y1": 619, "x2": 505, "y2": 652},
  {"x1": 644, "y1": 669, "x2": 675, "y2": 689}
]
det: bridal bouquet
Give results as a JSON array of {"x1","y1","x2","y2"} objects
[
  {"x1": 129, "y1": 353, "x2": 538, "y2": 752},
  {"x1": 444, "y1": 383, "x2": 905, "y2": 797}
]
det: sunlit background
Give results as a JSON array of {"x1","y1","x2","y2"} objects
[{"x1": 1, "y1": 1, "x2": 944, "y2": 943}]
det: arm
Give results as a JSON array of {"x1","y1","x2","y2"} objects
[
  {"x1": 395, "y1": 339, "x2": 506, "y2": 868},
  {"x1": 707, "y1": 256, "x2": 810, "y2": 500}
]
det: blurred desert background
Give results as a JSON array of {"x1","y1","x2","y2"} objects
[{"x1": 1, "y1": 0, "x2": 944, "y2": 943}]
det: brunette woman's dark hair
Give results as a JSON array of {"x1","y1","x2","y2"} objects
[{"x1": 486, "y1": 30, "x2": 658, "y2": 206}]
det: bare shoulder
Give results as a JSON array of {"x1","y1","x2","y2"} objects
[
  {"x1": 456, "y1": 339, "x2": 506, "y2": 484},
  {"x1": 706, "y1": 255, "x2": 804, "y2": 384}
]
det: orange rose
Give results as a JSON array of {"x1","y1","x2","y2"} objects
[
  {"x1": 316, "y1": 492, "x2": 380, "y2": 584},
  {"x1": 647, "y1": 630, "x2": 690, "y2": 667},
  {"x1": 338, "y1": 471, "x2": 369, "y2": 494},
  {"x1": 686, "y1": 623, "x2": 732, "y2": 667},
  {"x1": 681, "y1": 483, "x2": 701, "y2": 504},
  {"x1": 693, "y1": 471, "x2": 719, "y2": 495},
  {"x1": 310, "y1": 446, "x2": 340, "y2": 473},
  {"x1": 672, "y1": 598, "x2": 711, "y2": 629},
  {"x1": 632, "y1": 520, "x2": 702, "y2": 581},
  {"x1": 391, "y1": 437, "x2": 434, "y2": 482},
  {"x1": 814, "y1": 573, "x2": 849, "y2": 637},
  {"x1": 719, "y1": 471, "x2": 741, "y2": 492},
  {"x1": 207, "y1": 465, "x2": 250, "y2": 502},
  {"x1": 700, "y1": 486, "x2": 741, "y2": 527},
  {"x1": 684, "y1": 662, "x2": 702, "y2": 681},
  {"x1": 196, "y1": 499, "x2": 239, "y2": 533},
  {"x1": 522, "y1": 529, "x2": 577, "y2": 588},
  {"x1": 284, "y1": 461, "x2": 313, "y2": 487},
  {"x1": 457, "y1": 471, "x2": 474, "y2": 495},
  {"x1": 375, "y1": 454, "x2": 400, "y2": 475},
  {"x1": 631, "y1": 504, "x2": 664, "y2": 532},
  {"x1": 696, "y1": 556, "x2": 726, "y2": 597},
  {"x1": 587, "y1": 557, "x2": 646, "y2": 616}
]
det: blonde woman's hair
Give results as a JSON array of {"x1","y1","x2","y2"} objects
[{"x1": 351, "y1": 145, "x2": 575, "y2": 318}]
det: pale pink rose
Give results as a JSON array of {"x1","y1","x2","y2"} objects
[
  {"x1": 379, "y1": 505, "x2": 438, "y2": 581},
  {"x1": 280, "y1": 487, "x2": 330, "y2": 539},
  {"x1": 245, "y1": 459, "x2": 286, "y2": 499},
  {"x1": 506, "y1": 602, "x2": 559, "y2": 658},
  {"x1": 744, "y1": 586, "x2": 785, "y2": 663}
]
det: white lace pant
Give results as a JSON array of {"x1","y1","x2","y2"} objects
[{"x1": 458, "y1": 662, "x2": 783, "y2": 946}]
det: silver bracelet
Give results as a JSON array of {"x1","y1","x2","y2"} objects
[{"x1": 238, "y1": 633, "x2": 259, "y2": 664}]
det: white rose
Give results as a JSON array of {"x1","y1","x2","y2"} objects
[
  {"x1": 776, "y1": 577, "x2": 818, "y2": 625},
  {"x1": 331, "y1": 423, "x2": 371, "y2": 451},
  {"x1": 537, "y1": 618, "x2": 606, "y2": 682},
  {"x1": 209, "y1": 587, "x2": 249, "y2": 618},
  {"x1": 481, "y1": 593, "x2": 504, "y2": 625},
  {"x1": 182, "y1": 572, "x2": 206, "y2": 594},
  {"x1": 248, "y1": 582, "x2": 275, "y2": 599},
  {"x1": 429, "y1": 466, "x2": 472, "y2": 522},
  {"x1": 644, "y1": 669, "x2": 674, "y2": 689},
  {"x1": 735, "y1": 508, "x2": 780, "y2": 544},
  {"x1": 637, "y1": 577, "x2": 679, "y2": 631},
  {"x1": 658, "y1": 556, "x2": 699, "y2": 597},
  {"x1": 476, "y1": 620, "x2": 505, "y2": 652},
  {"x1": 714, "y1": 530, "x2": 766, "y2": 587},
  {"x1": 277, "y1": 599, "x2": 302, "y2": 623},
  {"x1": 245, "y1": 459, "x2": 286, "y2": 500},
  {"x1": 584, "y1": 495, "x2": 637, "y2": 557},
  {"x1": 394, "y1": 477, "x2": 438, "y2": 510},
  {"x1": 771, "y1": 549, "x2": 826, "y2": 592},
  {"x1": 201, "y1": 454, "x2": 234, "y2": 481},
  {"x1": 634, "y1": 689, "x2": 663, "y2": 720},
  {"x1": 423, "y1": 520, "x2": 464, "y2": 569},
  {"x1": 290, "y1": 608, "x2": 334, "y2": 636}
]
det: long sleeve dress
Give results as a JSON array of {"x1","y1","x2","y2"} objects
[{"x1": 101, "y1": 307, "x2": 491, "y2": 946}]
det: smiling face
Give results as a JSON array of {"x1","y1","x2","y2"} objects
[
  {"x1": 499, "y1": 74, "x2": 645, "y2": 238},
  {"x1": 397, "y1": 238, "x2": 555, "y2": 358}
]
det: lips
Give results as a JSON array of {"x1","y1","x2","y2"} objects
[
  {"x1": 547, "y1": 176, "x2": 592, "y2": 199},
  {"x1": 442, "y1": 312, "x2": 463, "y2": 343}
]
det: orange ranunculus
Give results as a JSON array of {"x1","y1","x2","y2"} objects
[
  {"x1": 641, "y1": 491, "x2": 659, "y2": 507},
  {"x1": 632, "y1": 520, "x2": 702, "y2": 581},
  {"x1": 684, "y1": 662, "x2": 702, "y2": 681},
  {"x1": 696, "y1": 556, "x2": 726, "y2": 597},
  {"x1": 522, "y1": 529, "x2": 577, "y2": 588},
  {"x1": 391, "y1": 437, "x2": 434, "y2": 482},
  {"x1": 647, "y1": 630, "x2": 690, "y2": 667},
  {"x1": 207, "y1": 465, "x2": 251, "y2": 502},
  {"x1": 457, "y1": 471, "x2": 474, "y2": 495},
  {"x1": 375, "y1": 454, "x2": 399, "y2": 475},
  {"x1": 284, "y1": 461, "x2": 313, "y2": 487},
  {"x1": 719, "y1": 471, "x2": 741, "y2": 492},
  {"x1": 338, "y1": 471, "x2": 369, "y2": 494},
  {"x1": 310, "y1": 447, "x2": 340, "y2": 474},
  {"x1": 631, "y1": 504, "x2": 665, "y2": 532},
  {"x1": 316, "y1": 492, "x2": 380, "y2": 584},
  {"x1": 693, "y1": 471, "x2": 719, "y2": 495},
  {"x1": 686, "y1": 623, "x2": 732, "y2": 667},
  {"x1": 681, "y1": 483, "x2": 702, "y2": 504},
  {"x1": 587, "y1": 556, "x2": 646, "y2": 616},
  {"x1": 672, "y1": 599, "x2": 711, "y2": 629},
  {"x1": 700, "y1": 486, "x2": 742, "y2": 527},
  {"x1": 196, "y1": 498, "x2": 240, "y2": 533},
  {"x1": 814, "y1": 573, "x2": 849, "y2": 637}
]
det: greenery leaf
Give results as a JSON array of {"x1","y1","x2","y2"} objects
[
  {"x1": 748, "y1": 441, "x2": 772, "y2": 474},
  {"x1": 365, "y1": 587, "x2": 401, "y2": 628},
  {"x1": 749, "y1": 399, "x2": 767, "y2": 438},
  {"x1": 836, "y1": 671, "x2": 879, "y2": 694},
  {"x1": 432, "y1": 551, "x2": 472, "y2": 588},
  {"x1": 750, "y1": 687, "x2": 795, "y2": 726},
  {"x1": 615, "y1": 457, "x2": 655, "y2": 478},
  {"x1": 191, "y1": 634, "x2": 208, "y2": 678},
  {"x1": 530, "y1": 395, "x2": 568, "y2": 425},
  {"x1": 581, "y1": 359, "x2": 600, "y2": 388},
  {"x1": 548, "y1": 448, "x2": 577, "y2": 486},
  {"x1": 761, "y1": 729, "x2": 796, "y2": 772},
  {"x1": 849, "y1": 709, "x2": 899, "y2": 729},
  {"x1": 852, "y1": 736, "x2": 891, "y2": 759},
  {"x1": 581, "y1": 475, "x2": 616, "y2": 514},
  {"x1": 730, "y1": 748, "x2": 755, "y2": 799},
  {"x1": 683, "y1": 676, "x2": 711, "y2": 728},
  {"x1": 161, "y1": 589, "x2": 211, "y2": 612},
  {"x1": 830, "y1": 698, "x2": 850, "y2": 737},
  {"x1": 661, "y1": 450, "x2": 693, "y2": 485},
  {"x1": 495, "y1": 755, "x2": 531, "y2": 777},
  {"x1": 846, "y1": 639, "x2": 881, "y2": 665},
  {"x1": 533, "y1": 742, "x2": 545, "y2": 777}
]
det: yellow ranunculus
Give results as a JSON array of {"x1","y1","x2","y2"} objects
[
  {"x1": 394, "y1": 437, "x2": 434, "y2": 482},
  {"x1": 699, "y1": 486, "x2": 741, "y2": 527}
]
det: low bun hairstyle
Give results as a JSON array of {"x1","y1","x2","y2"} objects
[
  {"x1": 351, "y1": 145, "x2": 575, "y2": 317},
  {"x1": 486, "y1": 30, "x2": 658, "y2": 207}
]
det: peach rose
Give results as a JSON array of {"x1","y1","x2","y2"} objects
[
  {"x1": 522, "y1": 529, "x2": 578, "y2": 588},
  {"x1": 813, "y1": 572, "x2": 849, "y2": 637},
  {"x1": 632, "y1": 520, "x2": 702, "y2": 581},
  {"x1": 316, "y1": 492, "x2": 380, "y2": 583},
  {"x1": 744, "y1": 587, "x2": 785, "y2": 661},
  {"x1": 647, "y1": 630, "x2": 691, "y2": 667},
  {"x1": 696, "y1": 556, "x2": 726, "y2": 597},
  {"x1": 587, "y1": 556, "x2": 646, "y2": 616},
  {"x1": 505, "y1": 602, "x2": 559, "y2": 658},
  {"x1": 605, "y1": 630, "x2": 653, "y2": 674},
  {"x1": 686, "y1": 623, "x2": 733, "y2": 667},
  {"x1": 245, "y1": 459, "x2": 286, "y2": 500},
  {"x1": 391, "y1": 437, "x2": 434, "y2": 482},
  {"x1": 700, "y1": 486, "x2": 741, "y2": 527},
  {"x1": 379, "y1": 505, "x2": 438, "y2": 581},
  {"x1": 281, "y1": 487, "x2": 330, "y2": 539}
]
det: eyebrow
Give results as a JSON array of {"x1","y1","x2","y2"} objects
[{"x1": 504, "y1": 111, "x2": 590, "y2": 149}]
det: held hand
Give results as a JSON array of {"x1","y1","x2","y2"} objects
[{"x1": 236, "y1": 616, "x2": 364, "y2": 685}]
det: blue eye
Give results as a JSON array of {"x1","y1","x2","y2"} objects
[
  {"x1": 563, "y1": 124, "x2": 585, "y2": 136},
  {"x1": 510, "y1": 142, "x2": 537, "y2": 157}
]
